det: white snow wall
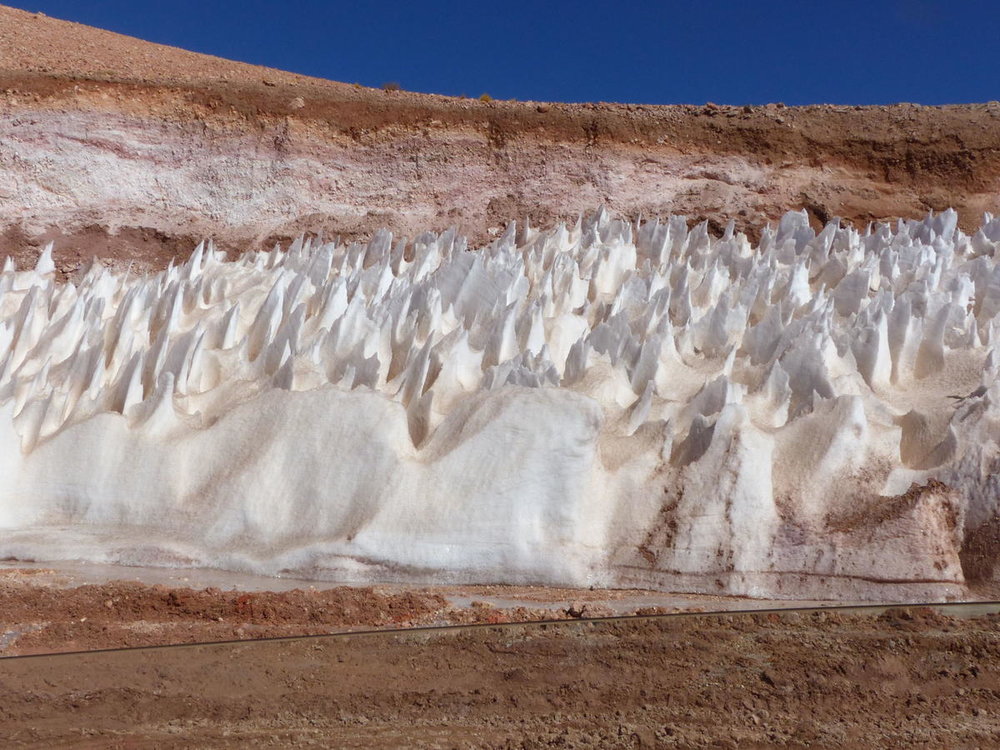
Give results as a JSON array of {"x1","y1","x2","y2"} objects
[{"x1": 2, "y1": 208, "x2": 999, "y2": 599}]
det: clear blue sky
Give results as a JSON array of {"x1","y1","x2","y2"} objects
[{"x1": 9, "y1": 0, "x2": 1000, "y2": 105}]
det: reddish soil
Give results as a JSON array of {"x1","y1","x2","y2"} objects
[
  {"x1": 1, "y1": 607, "x2": 997, "y2": 748},
  {"x1": 0, "y1": 578, "x2": 446, "y2": 655},
  {"x1": 0, "y1": 572, "x2": 674, "y2": 656}
]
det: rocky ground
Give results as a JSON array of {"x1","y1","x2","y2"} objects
[
  {"x1": 2, "y1": 606, "x2": 999, "y2": 748},
  {"x1": 4, "y1": 4, "x2": 1000, "y2": 275}
]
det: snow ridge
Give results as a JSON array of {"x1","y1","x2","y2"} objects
[{"x1": 1, "y1": 208, "x2": 998, "y2": 598}]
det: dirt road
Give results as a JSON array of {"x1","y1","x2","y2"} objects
[{"x1": 2, "y1": 605, "x2": 999, "y2": 748}]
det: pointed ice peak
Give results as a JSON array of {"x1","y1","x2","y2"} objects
[{"x1": 34, "y1": 243, "x2": 56, "y2": 276}]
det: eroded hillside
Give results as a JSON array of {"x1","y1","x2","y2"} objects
[{"x1": 2, "y1": 4, "x2": 1000, "y2": 274}]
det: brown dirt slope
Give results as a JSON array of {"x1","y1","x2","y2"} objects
[{"x1": 2, "y1": 3, "x2": 1000, "y2": 271}]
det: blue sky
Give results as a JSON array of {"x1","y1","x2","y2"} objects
[{"x1": 10, "y1": 0, "x2": 999, "y2": 105}]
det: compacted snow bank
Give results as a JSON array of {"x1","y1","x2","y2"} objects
[{"x1": 0, "y1": 209, "x2": 997, "y2": 599}]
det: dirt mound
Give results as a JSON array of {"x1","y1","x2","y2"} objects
[{"x1": 0, "y1": 4, "x2": 330, "y2": 88}]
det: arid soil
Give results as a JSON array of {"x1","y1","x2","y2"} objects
[
  {"x1": 0, "y1": 577, "x2": 448, "y2": 655},
  {"x1": 4, "y1": 4, "x2": 1000, "y2": 274},
  {"x1": 0, "y1": 567, "x2": 759, "y2": 656},
  {"x1": 1, "y1": 606, "x2": 998, "y2": 748}
]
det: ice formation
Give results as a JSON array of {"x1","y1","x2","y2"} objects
[{"x1": 1, "y1": 208, "x2": 999, "y2": 599}]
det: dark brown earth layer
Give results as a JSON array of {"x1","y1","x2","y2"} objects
[{"x1": 2, "y1": 607, "x2": 998, "y2": 748}]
